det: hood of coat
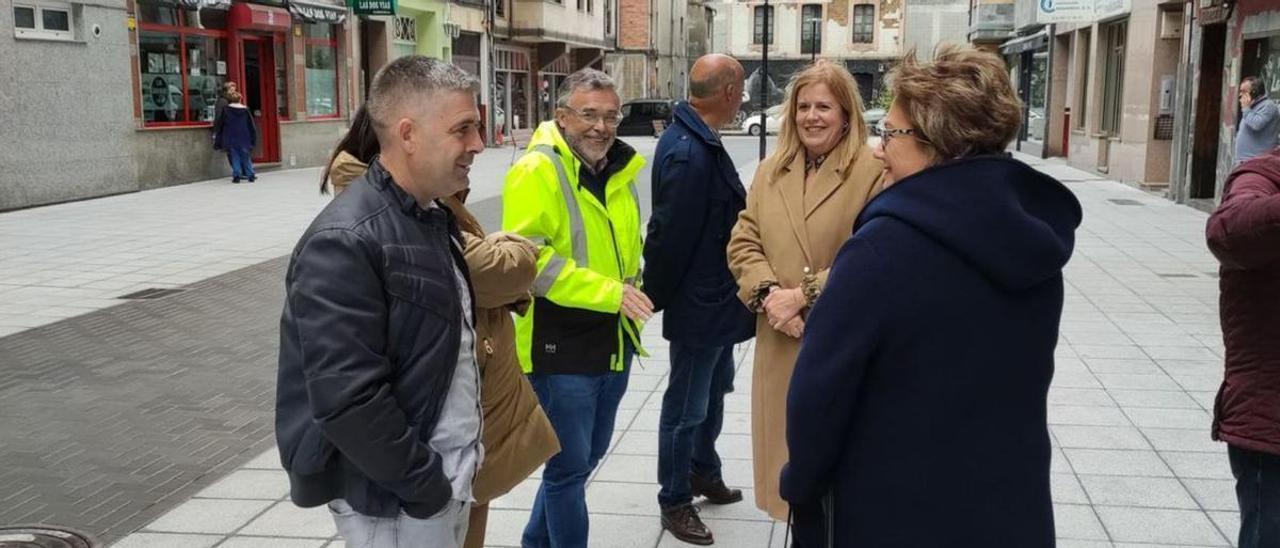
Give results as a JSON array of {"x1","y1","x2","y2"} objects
[
  {"x1": 858, "y1": 154, "x2": 1083, "y2": 291},
  {"x1": 1226, "y1": 147, "x2": 1280, "y2": 194},
  {"x1": 328, "y1": 150, "x2": 369, "y2": 194}
]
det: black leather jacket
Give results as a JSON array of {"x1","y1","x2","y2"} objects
[{"x1": 275, "y1": 159, "x2": 470, "y2": 519}]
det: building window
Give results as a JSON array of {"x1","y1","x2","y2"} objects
[
  {"x1": 801, "y1": 4, "x2": 821, "y2": 54},
  {"x1": 1101, "y1": 19, "x2": 1127, "y2": 136},
  {"x1": 496, "y1": 0, "x2": 505, "y2": 18},
  {"x1": 1074, "y1": 28, "x2": 1090, "y2": 130},
  {"x1": 137, "y1": 0, "x2": 228, "y2": 126},
  {"x1": 753, "y1": 5, "x2": 773, "y2": 45},
  {"x1": 604, "y1": 0, "x2": 611, "y2": 34},
  {"x1": 304, "y1": 23, "x2": 339, "y2": 118},
  {"x1": 852, "y1": 4, "x2": 874, "y2": 44},
  {"x1": 577, "y1": 0, "x2": 583, "y2": 11},
  {"x1": 587, "y1": 0, "x2": 593, "y2": 13},
  {"x1": 13, "y1": 1, "x2": 74, "y2": 41}
]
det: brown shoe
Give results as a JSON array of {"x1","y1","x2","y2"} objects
[
  {"x1": 661, "y1": 503, "x2": 714, "y2": 545},
  {"x1": 690, "y1": 474, "x2": 743, "y2": 505}
]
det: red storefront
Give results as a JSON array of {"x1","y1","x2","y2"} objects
[{"x1": 132, "y1": 0, "x2": 349, "y2": 173}]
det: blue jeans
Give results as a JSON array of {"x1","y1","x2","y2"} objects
[
  {"x1": 229, "y1": 147, "x2": 255, "y2": 179},
  {"x1": 1229, "y1": 444, "x2": 1280, "y2": 548},
  {"x1": 657, "y1": 342, "x2": 735, "y2": 509},
  {"x1": 522, "y1": 357, "x2": 631, "y2": 548}
]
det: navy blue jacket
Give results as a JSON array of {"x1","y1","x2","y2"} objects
[
  {"x1": 276, "y1": 160, "x2": 471, "y2": 520},
  {"x1": 781, "y1": 155, "x2": 1082, "y2": 548},
  {"x1": 643, "y1": 102, "x2": 754, "y2": 346},
  {"x1": 214, "y1": 104, "x2": 257, "y2": 151}
]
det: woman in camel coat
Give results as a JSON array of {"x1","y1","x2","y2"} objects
[
  {"x1": 727, "y1": 60, "x2": 884, "y2": 520},
  {"x1": 322, "y1": 108, "x2": 560, "y2": 548}
]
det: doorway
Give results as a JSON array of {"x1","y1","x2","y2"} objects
[
  {"x1": 240, "y1": 34, "x2": 281, "y2": 164},
  {"x1": 1190, "y1": 23, "x2": 1226, "y2": 199}
]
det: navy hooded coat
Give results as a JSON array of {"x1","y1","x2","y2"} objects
[{"x1": 780, "y1": 154, "x2": 1082, "y2": 548}]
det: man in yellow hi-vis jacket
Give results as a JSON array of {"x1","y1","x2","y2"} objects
[{"x1": 502, "y1": 68, "x2": 653, "y2": 548}]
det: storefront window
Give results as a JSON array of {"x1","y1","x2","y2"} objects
[
  {"x1": 1026, "y1": 51, "x2": 1048, "y2": 145},
  {"x1": 137, "y1": 0, "x2": 228, "y2": 126},
  {"x1": 276, "y1": 40, "x2": 290, "y2": 118},
  {"x1": 304, "y1": 23, "x2": 339, "y2": 117}
]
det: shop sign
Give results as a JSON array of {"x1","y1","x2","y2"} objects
[
  {"x1": 1036, "y1": 0, "x2": 1130, "y2": 23},
  {"x1": 349, "y1": 0, "x2": 395, "y2": 15}
]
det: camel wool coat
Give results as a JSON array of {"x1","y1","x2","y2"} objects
[{"x1": 727, "y1": 142, "x2": 883, "y2": 520}]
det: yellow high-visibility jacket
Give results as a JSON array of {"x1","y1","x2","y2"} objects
[{"x1": 502, "y1": 121, "x2": 647, "y2": 374}]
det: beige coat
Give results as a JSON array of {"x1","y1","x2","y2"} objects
[{"x1": 727, "y1": 143, "x2": 884, "y2": 520}]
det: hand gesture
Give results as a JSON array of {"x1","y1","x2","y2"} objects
[
  {"x1": 622, "y1": 284, "x2": 654, "y2": 322},
  {"x1": 1241, "y1": 90, "x2": 1254, "y2": 110},
  {"x1": 764, "y1": 287, "x2": 806, "y2": 329},
  {"x1": 777, "y1": 315, "x2": 805, "y2": 339}
]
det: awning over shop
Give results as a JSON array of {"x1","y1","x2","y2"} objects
[
  {"x1": 287, "y1": 0, "x2": 348, "y2": 23},
  {"x1": 1000, "y1": 29, "x2": 1049, "y2": 55},
  {"x1": 142, "y1": 0, "x2": 231, "y2": 9},
  {"x1": 229, "y1": 2, "x2": 292, "y2": 32}
]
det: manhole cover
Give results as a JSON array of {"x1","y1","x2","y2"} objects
[
  {"x1": 117, "y1": 288, "x2": 187, "y2": 300},
  {"x1": 0, "y1": 527, "x2": 96, "y2": 548}
]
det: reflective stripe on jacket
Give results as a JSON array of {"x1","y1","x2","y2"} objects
[{"x1": 502, "y1": 121, "x2": 647, "y2": 374}]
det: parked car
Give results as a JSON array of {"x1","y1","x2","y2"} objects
[
  {"x1": 744, "y1": 105, "x2": 784, "y2": 136},
  {"x1": 863, "y1": 108, "x2": 886, "y2": 136},
  {"x1": 618, "y1": 99, "x2": 675, "y2": 136}
]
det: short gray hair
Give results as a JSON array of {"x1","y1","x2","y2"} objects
[
  {"x1": 556, "y1": 68, "x2": 617, "y2": 108},
  {"x1": 367, "y1": 56, "x2": 479, "y2": 129}
]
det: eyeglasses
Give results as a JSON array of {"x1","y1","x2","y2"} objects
[
  {"x1": 562, "y1": 107, "x2": 624, "y2": 128},
  {"x1": 882, "y1": 124, "x2": 929, "y2": 145}
]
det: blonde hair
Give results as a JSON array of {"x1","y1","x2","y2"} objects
[
  {"x1": 226, "y1": 90, "x2": 243, "y2": 103},
  {"x1": 889, "y1": 44, "x2": 1023, "y2": 161},
  {"x1": 770, "y1": 60, "x2": 869, "y2": 179}
]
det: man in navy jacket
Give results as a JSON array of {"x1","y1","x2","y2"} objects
[{"x1": 642, "y1": 54, "x2": 754, "y2": 546}]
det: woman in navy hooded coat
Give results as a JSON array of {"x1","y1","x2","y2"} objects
[{"x1": 779, "y1": 45, "x2": 1083, "y2": 548}]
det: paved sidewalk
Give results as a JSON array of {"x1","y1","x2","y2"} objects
[
  {"x1": 107, "y1": 154, "x2": 1240, "y2": 548},
  {"x1": 0, "y1": 144, "x2": 1239, "y2": 548}
]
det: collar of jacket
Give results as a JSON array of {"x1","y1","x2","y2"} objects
[
  {"x1": 367, "y1": 157, "x2": 455, "y2": 230},
  {"x1": 527, "y1": 121, "x2": 646, "y2": 189},
  {"x1": 673, "y1": 101, "x2": 723, "y2": 148}
]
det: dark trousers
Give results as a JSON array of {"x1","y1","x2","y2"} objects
[
  {"x1": 1230, "y1": 444, "x2": 1280, "y2": 548},
  {"x1": 657, "y1": 341, "x2": 735, "y2": 509},
  {"x1": 522, "y1": 356, "x2": 631, "y2": 548}
]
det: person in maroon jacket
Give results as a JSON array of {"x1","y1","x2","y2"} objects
[{"x1": 1206, "y1": 147, "x2": 1280, "y2": 548}]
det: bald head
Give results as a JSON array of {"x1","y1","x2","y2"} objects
[
  {"x1": 687, "y1": 54, "x2": 744, "y2": 130},
  {"x1": 689, "y1": 54, "x2": 744, "y2": 99}
]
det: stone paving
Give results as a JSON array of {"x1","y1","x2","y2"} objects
[{"x1": 0, "y1": 144, "x2": 1242, "y2": 548}]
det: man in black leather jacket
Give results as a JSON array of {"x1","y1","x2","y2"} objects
[{"x1": 275, "y1": 56, "x2": 487, "y2": 547}]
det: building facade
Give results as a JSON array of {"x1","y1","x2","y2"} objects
[
  {"x1": 716, "y1": 0, "x2": 904, "y2": 111},
  {"x1": 2, "y1": 0, "x2": 356, "y2": 211},
  {"x1": 904, "y1": 0, "x2": 968, "y2": 56},
  {"x1": 1170, "y1": 0, "x2": 1280, "y2": 206},
  {"x1": 605, "y1": 0, "x2": 688, "y2": 101}
]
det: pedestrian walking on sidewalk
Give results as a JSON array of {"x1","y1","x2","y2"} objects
[
  {"x1": 1206, "y1": 148, "x2": 1280, "y2": 548},
  {"x1": 502, "y1": 68, "x2": 651, "y2": 548},
  {"x1": 276, "y1": 56, "x2": 486, "y2": 548},
  {"x1": 1234, "y1": 76, "x2": 1279, "y2": 167},
  {"x1": 642, "y1": 54, "x2": 754, "y2": 546},
  {"x1": 780, "y1": 45, "x2": 1082, "y2": 548},
  {"x1": 726, "y1": 59, "x2": 884, "y2": 522},
  {"x1": 213, "y1": 90, "x2": 257, "y2": 183},
  {"x1": 211, "y1": 81, "x2": 237, "y2": 172},
  {"x1": 318, "y1": 103, "x2": 562, "y2": 548}
]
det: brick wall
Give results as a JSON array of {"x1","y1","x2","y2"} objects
[{"x1": 619, "y1": 0, "x2": 651, "y2": 50}]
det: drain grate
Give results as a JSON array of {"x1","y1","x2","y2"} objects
[
  {"x1": 117, "y1": 288, "x2": 187, "y2": 300},
  {"x1": 0, "y1": 526, "x2": 96, "y2": 548},
  {"x1": 1108, "y1": 198, "x2": 1145, "y2": 206}
]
